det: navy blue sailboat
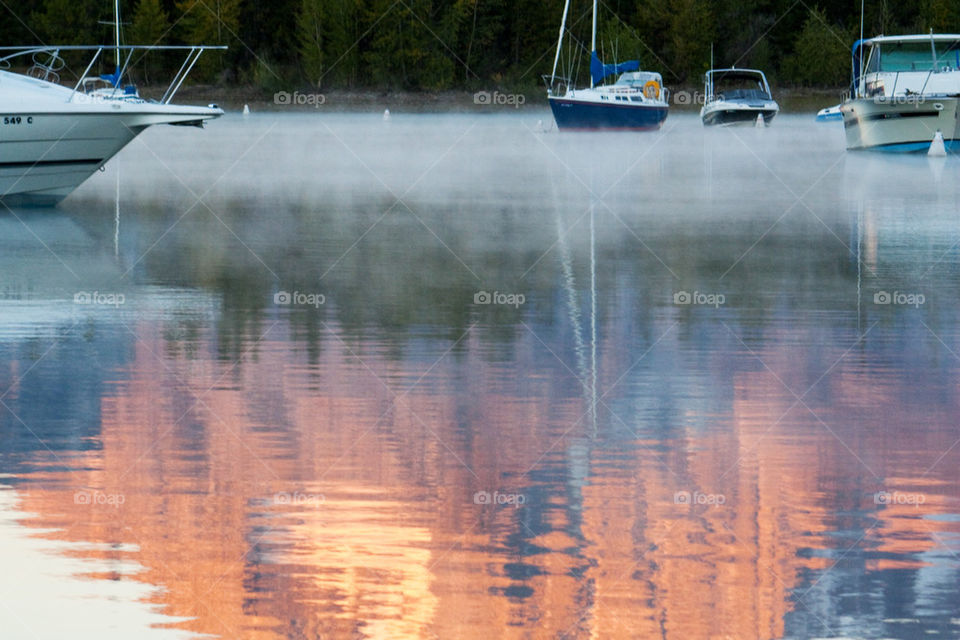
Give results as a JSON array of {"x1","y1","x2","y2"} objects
[{"x1": 546, "y1": 0, "x2": 669, "y2": 130}]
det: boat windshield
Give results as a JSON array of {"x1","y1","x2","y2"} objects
[
  {"x1": 870, "y1": 40, "x2": 960, "y2": 72},
  {"x1": 712, "y1": 73, "x2": 769, "y2": 100},
  {"x1": 614, "y1": 72, "x2": 661, "y2": 87}
]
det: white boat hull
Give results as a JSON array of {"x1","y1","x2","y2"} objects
[
  {"x1": 841, "y1": 97, "x2": 960, "y2": 152},
  {"x1": 0, "y1": 113, "x2": 137, "y2": 204},
  {"x1": 700, "y1": 101, "x2": 779, "y2": 127}
]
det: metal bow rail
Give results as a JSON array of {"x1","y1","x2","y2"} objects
[{"x1": 0, "y1": 45, "x2": 228, "y2": 104}]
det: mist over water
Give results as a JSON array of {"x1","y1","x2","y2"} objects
[{"x1": 2, "y1": 111, "x2": 960, "y2": 639}]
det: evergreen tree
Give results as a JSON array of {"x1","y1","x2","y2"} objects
[
  {"x1": 130, "y1": 0, "x2": 171, "y2": 83},
  {"x1": 34, "y1": 0, "x2": 101, "y2": 44},
  {"x1": 297, "y1": 0, "x2": 361, "y2": 87},
  {"x1": 363, "y1": 0, "x2": 461, "y2": 89},
  {"x1": 131, "y1": 0, "x2": 170, "y2": 44},
  {"x1": 237, "y1": 0, "x2": 298, "y2": 78},
  {"x1": 0, "y1": 0, "x2": 45, "y2": 46},
  {"x1": 785, "y1": 6, "x2": 851, "y2": 87},
  {"x1": 637, "y1": 0, "x2": 714, "y2": 82},
  {"x1": 175, "y1": 0, "x2": 241, "y2": 80},
  {"x1": 919, "y1": 0, "x2": 960, "y2": 32},
  {"x1": 457, "y1": 0, "x2": 507, "y2": 83},
  {"x1": 297, "y1": 0, "x2": 325, "y2": 85},
  {"x1": 667, "y1": 0, "x2": 714, "y2": 82}
]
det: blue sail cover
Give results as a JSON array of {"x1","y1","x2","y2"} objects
[
  {"x1": 590, "y1": 51, "x2": 640, "y2": 85},
  {"x1": 100, "y1": 67, "x2": 122, "y2": 87}
]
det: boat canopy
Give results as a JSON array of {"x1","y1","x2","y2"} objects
[
  {"x1": 852, "y1": 34, "x2": 960, "y2": 93},
  {"x1": 590, "y1": 51, "x2": 639, "y2": 85},
  {"x1": 706, "y1": 68, "x2": 771, "y2": 100},
  {"x1": 705, "y1": 68, "x2": 767, "y2": 82}
]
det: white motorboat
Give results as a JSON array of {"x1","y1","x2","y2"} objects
[
  {"x1": 816, "y1": 104, "x2": 843, "y2": 122},
  {"x1": 841, "y1": 34, "x2": 960, "y2": 152},
  {"x1": 0, "y1": 45, "x2": 224, "y2": 205},
  {"x1": 700, "y1": 68, "x2": 779, "y2": 126}
]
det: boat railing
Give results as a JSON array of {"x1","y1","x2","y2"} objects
[
  {"x1": 27, "y1": 49, "x2": 66, "y2": 83},
  {"x1": 0, "y1": 45, "x2": 227, "y2": 104},
  {"x1": 542, "y1": 73, "x2": 574, "y2": 95},
  {"x1": 920, "y1": 68, "x2": 936, "y2": 95}
]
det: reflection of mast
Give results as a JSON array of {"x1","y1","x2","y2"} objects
[
  {"x1": 857, "y1": 201, "x2": 861, "y2": 334},
  {"x1": 114, "y1": 164, "x2": 120, "y2": 258},
  {"x1": 555, "y1": 196, "x2": 598, "y2": 434},
  {"x1": 862, "y1": 204, "x2": 877, "y2": 270},
  {"x1": 557, "y1": 216, "x2": 587, "y2": 376},
  {"x1": 854, "y1": 201, "x2": 878, "y2": 334},
  {"x1": 588, "y1": 199, "x2": 597, "y2": 434}
]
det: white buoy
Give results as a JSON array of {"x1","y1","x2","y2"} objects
[
  {"x1": 383, "y1": 108, "x2": 391, "y2": 122},
  {"x1": 535, "y1": 119, "x2": 544, "y2": 133},
  {"x1": 242, "y1": 104, "x2": 250, "y2": 116},
  {"x1": 928, "y1": 130, "x2": 947, "y2": 157},
  {"x1": 755, "y1": 113, "x2": 764, "y2": 128}
]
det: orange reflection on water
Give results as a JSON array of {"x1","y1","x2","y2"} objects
[{"x1": 10, "y1": 322, "x2": 960, "y2": 639}]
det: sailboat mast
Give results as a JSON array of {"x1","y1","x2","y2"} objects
[
  {"x1": 550, "y1": 0, "x2": 572, "y2": 87},
  {"x1": 590, "y1": 0, "x2": 597, "y2": 87},
  {"x1": 856, "y1": 0, "x2": 864, "y2": 98},
  {"x1": 114, "y1": 0, "x2": 121, "y2": 69}
]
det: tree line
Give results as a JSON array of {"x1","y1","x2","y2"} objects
[{"x1": 2, "y1": 0, "x2": 958, "y2": 91}]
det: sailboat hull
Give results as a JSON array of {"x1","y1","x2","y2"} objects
[{"x1": 549, "y1": 96, "x2": 668, "y2": 131}]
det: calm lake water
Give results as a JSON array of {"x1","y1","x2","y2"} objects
[{"x1": 2, "y1": 112, "x2": 960, "y2": 639}]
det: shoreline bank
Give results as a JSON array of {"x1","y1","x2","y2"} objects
[{"x1": 168, "y1": 85, "x2": 845, "y2": 115}]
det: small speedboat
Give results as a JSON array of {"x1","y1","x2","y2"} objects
[
  {"x1": 700, "y1": 68, "x2": 779, "y2": 126},
  {"x1": 816, "y1": 104, "x2": 843, "y2": 122}
]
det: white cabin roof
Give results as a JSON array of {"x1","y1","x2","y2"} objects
[
  {"x1": 862, "y1": 34, "x2": 960, "y2": 45},
  {"x1": 705, "y1": 68, "x2": 767, "y2": 78}
]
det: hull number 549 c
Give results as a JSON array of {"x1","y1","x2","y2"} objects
[{"x1": 3, "y1": 116, "x2": 34, "y2": 125}]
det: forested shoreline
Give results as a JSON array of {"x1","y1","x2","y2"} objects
[{"x1": 2, "y1": 1, "x2": 957, "y2": 92}]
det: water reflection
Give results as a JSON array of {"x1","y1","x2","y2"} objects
[{"x1": 1, "y1": 115, "x2": 959, "y2": 639}]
